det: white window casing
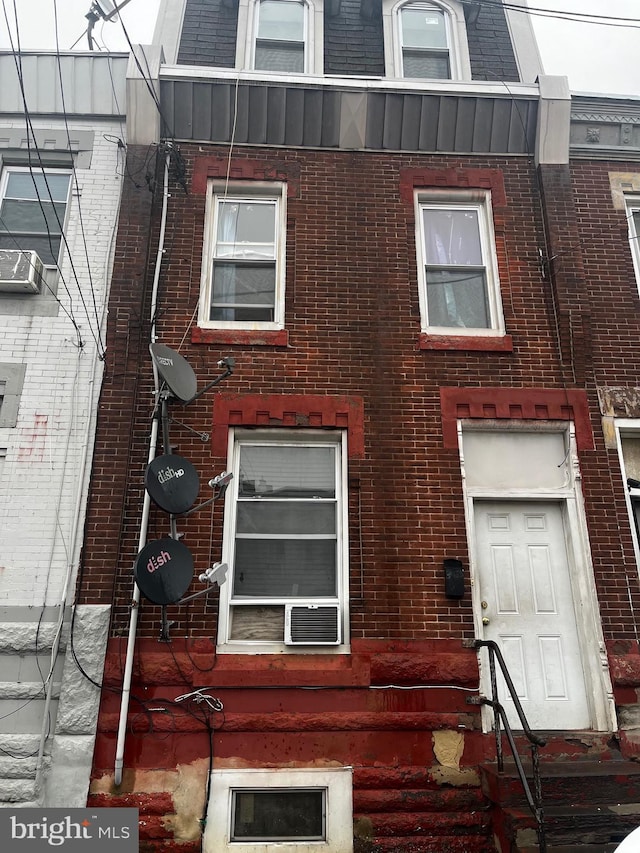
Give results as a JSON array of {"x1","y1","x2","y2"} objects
[
  {"x1": 0, "y1": 167, "x2": 72, "y2": 281},
  {"x1": 383, "y1": 0, "x2": 471, "y2": 80},
  {"x1": 616, "y1": 420, "x2": 640, "y2": 572},
  {"x1": 236, "y1": 0, "x2": 324, "y2": 75},
  {"x1": 626, "y1": 196, "x2": 640, "y2": 298},
  {"x1": 199, "y1": 181, "x2": 287, "y2": 330},
  {"x1": 415, "y1": 188, "x2": 505, "y2": 336},
  {"x1": 217, "y1": 428, "x2": 350, "y2": 653},
  {"x1": 203, "y1": 767, "x2": 353, "y2": 853}
]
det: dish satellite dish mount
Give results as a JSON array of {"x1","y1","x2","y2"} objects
[{"x1": 139, "y1": 343, "x2": 235, "y2": 640}]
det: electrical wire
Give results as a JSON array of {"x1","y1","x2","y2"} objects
[
  {"x1": 1, "y1": 0, "x2": 106, "y2": 354},
  {"x1": 52, "y1": 0, "x2": 107, "y2": 359},
  {"x1": 462, "y1": 0, "x2": 640, "y2": 30}
]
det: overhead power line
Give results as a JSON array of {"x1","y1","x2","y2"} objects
[{"x1": 461, "y1": 0, "x2": 640, "y2": 30}]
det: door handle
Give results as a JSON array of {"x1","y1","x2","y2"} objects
[{"x1": 482, "y1": 616, "x2": 490, "y2": 626}]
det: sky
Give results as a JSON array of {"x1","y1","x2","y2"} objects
[{"x1": 0, "y1": 0, "x2": 638, "y2": 97}]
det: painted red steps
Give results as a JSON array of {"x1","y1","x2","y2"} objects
[{"x1": 481, "y1": 748, "x2": 640, "y2": 851}]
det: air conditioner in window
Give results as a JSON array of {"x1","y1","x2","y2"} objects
[
  {"x1": 0, "y1": 250, "x2": 44, "y2": 293},
  {"x1": 284, "y1": 603, "x2": 341, "y2": 646}
]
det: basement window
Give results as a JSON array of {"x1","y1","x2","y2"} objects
[
  {"x1": 232, "y1": 789, "x2": 325, "y2": 841},
  {"x1": 204, "y1": 768, "x2": 353, "y2": 853}
]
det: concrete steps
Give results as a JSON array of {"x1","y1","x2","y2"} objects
[{"x1": 0, "y1": 612, "x2": 67, "y2": 808}]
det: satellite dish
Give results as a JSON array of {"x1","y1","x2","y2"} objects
[
  {"x1": 95, "y1": 0, "x2": 119, "y2": 22},
  {"x1": 145, "y1": 453, "x2": 200, "y2": 514},
  {"x1": 134, "y1": 537, "x2": 194, "y2": 605},
  {"x1": 150, "y1": 343, "x2": 198, "y2": 403}
]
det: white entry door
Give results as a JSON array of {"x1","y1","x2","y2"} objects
[{"x1": 474, "y1": 500, "x2": 591, "y2": 730}]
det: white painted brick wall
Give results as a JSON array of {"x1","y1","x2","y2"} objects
[{"x1": 0, "y1": 118, "x2": 125, "y2": 607}]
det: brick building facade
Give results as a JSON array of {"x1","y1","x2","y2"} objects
[{"x1": 79, "y1": 2, "x2": 640, "y2": 850}]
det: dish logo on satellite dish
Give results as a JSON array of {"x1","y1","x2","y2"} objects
[
  {"x1": 157, "y1": 355, "x2": 174, "y2": 366},
  {"x1": 157, "y1": 465, "x2": 184, "y2": 484},
  {"x1": 147, "y1": 549, "x2": 172, "y2": 574}
]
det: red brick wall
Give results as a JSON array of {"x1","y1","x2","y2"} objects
[{"x1": 79, "y1": 145, "x2": 640, "y2": 645}]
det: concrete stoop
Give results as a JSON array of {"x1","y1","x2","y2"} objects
[
  {"x1": 481, "y1": 737, "x2": 640, "y2": 851},
  {"x1": 0, "y1": 615, "x2": 65, "y2": 810}
]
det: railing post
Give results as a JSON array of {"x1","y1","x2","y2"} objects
[{"x1": 488, "y1": 646, "x2": 504, "y2": 772}]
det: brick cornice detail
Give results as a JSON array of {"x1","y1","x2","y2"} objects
[
  {"x1": 440, "y1": 387, "x2": 594, "y2": 450},
  {"x1": 192, "y1": 157, "x2": 300, "y2": 196},
  {"x1": 400, "y1": 167, "x2": 507, "y2": 210},
  {"x1": 212, "y1": 393, "x2": 365, "y2": 458}
]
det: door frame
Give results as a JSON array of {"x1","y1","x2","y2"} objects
[{"x1": 458, "y1": 420, "x2": 616, "y2": 733}]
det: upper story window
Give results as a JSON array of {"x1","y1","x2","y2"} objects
[
  {"x1": 236, "y1": 0, "x2": 323, "y2": 75},
  {"x1": 255, "y1": 0, "x2": 306, "y2": 72},
  {"x1": 0, "y1": 168, "x2": 71, "y2": 269},
  {"x1": 618, "y1": 426, "x2": 640, "y2": 566},
  {"x1": 383, "y1": 0, "x2": 471, "y2": 80},
  {"x1": 415, "y1": 190, "x2": 505, "y2": 335},
  {"x1": 400, "y1": 2, "x2": 450, "y2": 78},
  {"x1": 217, "y1": 429, "x2": 348, "y2": 652},
  {"x1": 626, "y1": 196, "x2": 640, "y2": 297},
  {"x1": 199, "y1": 181, "x2": 286, "y2": 330}
]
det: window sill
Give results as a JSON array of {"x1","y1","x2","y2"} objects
[
  {"x1": 210, "y1": 650, "x2": 363, "y2": 685},
  {"x1": 418, "y1": 333, "x2": 513, "y2": 352},
  {"x1": 192, "y1": 327, "x2": 289, "y2": 347}
]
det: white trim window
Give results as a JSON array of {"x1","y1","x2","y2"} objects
[
  {"x1": 217, "y1": 430, "x2": 349, "y2": 651},
  {"x1": 384, "y1": 0, "x2": 471, "y2": 80},
  {"x1": 0, "y1": 167, "x2": 71, "y2": 269},
  {"x1": 253, "y1": 0, "x2": 308, "y2": 72},
  {"x1": 415, "y1": 190, "x2": 505, "y2": 335},
  {"x1": 617, "y1": 423, "x2": 640, "y2": 569},
  {"x1": 204, "y1": 768, "x2": 353, "y2": 852},
  {"x1": 199, "y1": 182, "x2": 286, "y2": 329},
  {"x1": 626, "y1": 196, "x2": 640, "y2": 296}
]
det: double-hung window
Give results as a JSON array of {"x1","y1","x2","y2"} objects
[
  {"x1": 218, "y1": 430, "x2": 348, "y2": 650},
  {"x1": 626, "y1": 196, "x2": 640, "y2": 296},
  {"x1": 200, "y1": 182, "x2": 286, "y2": 329},
  {"x1": 415, "y1": 190, "x2": 505, "y2": 335},
  {"x1": 254, "y1": 0, "x2": 307, "y2": 73},
  {"x1": 618, "y1": 426, "x2": 640, "y2": 564},
  {"x1": 400, "y1": 2, "x2": 450, "y2": 78},
  {"x1": 0, "y1": 168, "x2": 71, "y2": 269},
  {"x1": 384, "y1": 0, "x2": 471, "y2": 80}
]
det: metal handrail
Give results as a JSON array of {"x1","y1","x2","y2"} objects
[{"x1": 467, "y1": 638, "x2": 547, "y2": 853}]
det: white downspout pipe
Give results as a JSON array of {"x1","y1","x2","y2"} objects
[{"x1": 114, "y1": 148, "x2": 171, "y2": 786}]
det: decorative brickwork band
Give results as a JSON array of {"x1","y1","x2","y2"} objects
[
  {"x1": 212, "y1": 393, "x2": 365, "y2": 458},
  {"x1": 440, "y1": 387, "x2": 594, "y2": 450},
  {"x1": 192, "y1": 156, "x2": 300, "y2": 196},
  {"x1": 399, "y1": 167, "x2": 508, "y2": 210}
]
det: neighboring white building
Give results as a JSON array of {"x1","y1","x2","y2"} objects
[{"x1": 0, "y1": 50, "x2": 127, "y2": 807}]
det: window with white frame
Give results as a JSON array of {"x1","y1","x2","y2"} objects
[
  {"x1": 199, "y1": 182, "x2": 286, "y2": 329},
  {"x1": 218, "y1": 430, "x2": 348, "y2": 650},
  {"x1": 0, "y1": 168, "x2": 71, "y2": 269},
  {"x1": 384, "y1": 0, "x2": 471, "y2": 80},
  {"x1": 618, "y1": 428, "x2": 640, "y2": 558},
  {"x1": 626, "y1": 196, "x2": 640, "y2": 296},
  {"x1": 236, "y1": 0, "x2": 322, "y2": 74},
  {"x1": 204, "y1": 767, "x2": 353, "y2": 852},
  {"x1": 254, "y1": 0, "x2": 307, "y2": 72},
  {"x1": 415, "y1": 190, "x2": 505, "y2": 335}
]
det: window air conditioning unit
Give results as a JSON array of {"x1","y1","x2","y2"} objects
[
  {"x1": 0, "y1": 250, "x2": 44, "y2": 293},
  {"x1": 284, "y1": 603, "x2": 341, "y2": 646}
]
